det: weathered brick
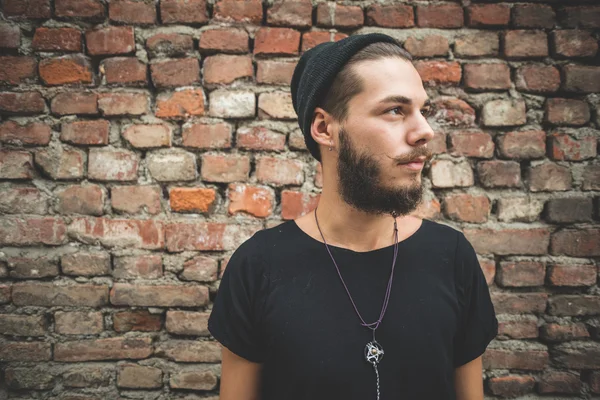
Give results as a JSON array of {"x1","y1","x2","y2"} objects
[
  {"x1": 39, "y1": 54, "x2": 93, "y2": 85},
  {"x1": 180, "y1": 255, "x2": 218, "y2": 282},
  {"x1": 156, "y1": 88, "x2": 205, "y2": 119},
  {"x1": 547, "y1": 264, "x2": 597, "y2": 287},
  {"x1": 56, "y1": 184, "x2": 105, "y2": 216},
  {"x1": 551, "y1": 229, "x2": 599, "y2": 257},
  {"x1": 213, "y1": 0, "x2": 262, "y2": 24},
  {"x1": 0, "y1": 284, "x2": 10, "y2": 304},
  {"x1": 417, "y1": 4, "x2": 463, "y2": 28},
  {"x1": 550, "y1": 133, "x2": 596, "y2": 161},
  {"x1": 482, "y1": 99, "x2": 526, "y2": 127},
  {"x1": 165, "y1": 221, "x2": 260, "y2": 252},
  {"x1": 483, "y1": 346, "x2": 549, "y2": 370},
  {"x1": 497, "y1": 130, "x2": 546, "y2": 160},
  {"x1": 258, "y1": 91, "x2": 296, "y2": 120},
  {"x1": 301, "y1": 31, "x2": 348, "y2": 52},
  {"x1": 281, "y1": 190, "x2": 320, "y2": 220},
  {"x1": 61, "y1": 252, "x2": 111, "y2": 276},
  {"x1": 32, "y1": 27, "x2": 81, "y2": 52},
  {"x1": 528, "y1": 163, "x2": 572, "y2": 192},
  {"x1": 583, "y1": 165, "x2": 600, "y2": 190},
  {"x1": 515, "y1": 64, "x2": 560, "y2": 93},
  {"x1": 204, "y1": 54, "x2": 253, "y2": 84},
  {"x1": 109, "y1": 0, "x2": 157, "y2": 24},
  {"x1": 0, "y1": 92, "x2": 45, "y2": 114},
  {"x1": 98, "y1": 92, "x2": 148, "y2": 116},
  {"x1": 540, "y1": 323, "x2": 589, "y2": 342},
  {"x1": 88, "y1": 148, "x2": 138, "y2": 181},
  {"x1": 55, "y1": 337, "x2": 152, "y2": 361},
  {"x1": 113, "y1": 254, "x2": 163, "y2": 279},
  {"x1": 169, "y1": 187, "x2": 216, "y2": 213},
  {"x1": 366, "y1": 4, "x2": 414, "y2": 28},
  {"x1": 414, "y1": 61, "x2": 461, "y2": 85},
  {"x1": 237, "y1": 125, "x2": 286, "y2": 151},
  {"x1": 0, "y1": 216, "x2": 66, "y2": 246},
  {"x1": 199, "y1": 28, "x2": 248, "y2": 53},
  {"x1": 497, "y1": 261, "x2": 545, "y2": 287},
  {"x1": 0, "y1": 56, "x2": 37, "y2": 85},
  {"x1": 477, "y1": 161, "x2": 522, "y2": 188},
  {"x1": 61, "y1": 120, "x2": 109, "y2": 145},
  {"x1": 160, "y1": 0, "x2": 208, "y2": 24},
  {"x1": 5, "y1": 366, "x2": 56, "y2": 389},
  {"x1": 289, "y1": 128, "x2": 308, "y2": 151},
  {"x1": 55, "y1": 0, "x2": 105, "y2": 19},
  {"x1": 146, "y1": 32, "x2": 194, "y2": 57},
  {"x1": 504, "y1": 30, "x2": 548, "y2": 58},
  {"x1": 538, "y1": 371, "x2": 582, "y2": 394},
  {"x1": 403, "y1": 35, "x2": 449, "y2": 58},
  {"x1": 151, "y1": 58, "x2": 200, "y2": 88},
  {"x1": 0, "y1": 342, "x2": 51, "y2": 362},
  {"x1": 111, "y1": 185, "x2": 162, "y2": 214},
  {"x1": 1, "y1": 150, "x2": 33, "y2": 179},
  {"x1": 431, "y1": 98, "x2": 475, "y2": 127},
  {"x1": 2, "y1": 0, "x2": 51, "y2": 18},
  {"x1": 147, "y1": 150, "x2": 197, "y2": 182},
  {"x1": 51, "y1": 92, "x2": 98, "y2": 115},
  {"x1": 497, "y1": 315, "x2": 538, "y2": 339},
  {"x1": 86, "y1": 26, "x2": 135, "y2": 56},
  {"x1": 552, "y1": 342, "x2": 600, "y2": 369},
  {"x1": 545, "y1": 99, "x2": 590, "y2": 126},
  {"x1": 102, "y1": 57, "x2": 147, "y2": 86},
  {"x1": 267, "y1": 0, "x2": 312, "y2": 28},
  {"x1": 113, "y1": 310, "x2": 161, "y2": 332},
  {"x1": 256, "y1": 157, "x2": 304, "y2": 186},
  {"x1": 0, "y1": 23, "x2": 20, "y2": 49},
  {"x1": 0, "y1": 121, "x2": 51, "y2": 145},
  {"x1": 68, "y1": 217, "x2": 164, "y2": 249},
  {"x1": 563, "y1": 65, "x2": 600, "y2": 93},
  {"x1": 552, "y1": 30, "x2": 598, "y2": 58},
  {"x1": 12, "y1": 283, "x2": 108, "y2": 306},
  {"x1": 254, "y1": 27, "x2": 300, "y2": 56},
  {"x1": 488, "y1": 376, "x2": 535, "y2": 397},
  {"x1": 454, "y1": 32, "x2": 499, "y2": 57},
  {"x1": 111, "y1": 283, "x2": 208, "y2": 306},
  {"x1": 201, "y1": 154, "x2": 250, "y2": 183},
  {"x1": 549, "y1": 295, "x2": 600, "y2": 316},
  {"x1": 0, "y1": 186, "x2": 48, "y2": 214},
  {"x1": 430, "y1": 159, "x2": 474, "y2": 188},
  {"x1": 7, "y1": 256, "x2": 58, "y2": 279},
  {"x1": 122, "y1": 124, "x2": 172, "y2": 148},
  {"x1": 316, "y1": 3, "x2": 363, "y2": 28},
  {"x1": 117, "y1": 364, "x2": 162, "y2": 389},
  {"x1": 155, "y1": 340, "x2": 221, "y2": 362},
  {"x1": 448, "y1": 131, "x2": 494, "y2": 158},
  {"x1": 467, "y1": 4, "x2": 510, "y2": 27},
  {"x1": 463, "y1": 228, "x2": 550, "y2": 255},
  {"x1": 182, "y1": 122, "x2": 231, "y2": 149},
  {"x1": 497, "y1": 196, "x2": 544, "y2": 222},
  {"x1": 55, "y1": 311, "x2": 103, "y2": 334},
  {"x1": 513, "y1": 4, "x2": 555, "y2": 29},
  {"x1": 170, "y1": 369, "x2": 218, "y2": 390},
  {"x1": 464, "y1": 63, "x2": 510, "y2": 90},
  {"x1": 228, "y1": 183, "x2": 274, "y2": 217},
  {"x1": 166, "y1": 310, "x2": 210, "y2": 336},
  {"x1": 442, "y1": 193, "x2": 490, "y2": 223},
  {"x1": 560, "y1": 6, "x2": 600, "y2": 29},
  {"x1": 0, "y1": 314, "x2": 47, "y2": 336},
  {"x1": 209, "y1": 89, "x2": 255, "y2": 118},
  {"x1": 591, "y1": 372, "x2": 600, "y2": 394}
]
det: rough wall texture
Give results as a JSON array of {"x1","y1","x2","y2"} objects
[{"x1": 0, "y1": 0, "x2": 599, "y2": 398}]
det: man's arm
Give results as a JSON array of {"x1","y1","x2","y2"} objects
[
  {"x1": 454, "y1": 355, "x2": 484, "y2": 400},
  {"x1": 219, "y1": 346, "x2": 263, "y2": 400}
]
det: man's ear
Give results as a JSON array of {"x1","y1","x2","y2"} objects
[{"x1": 311, "y1": 107, "x2": 336, "y2": 150}]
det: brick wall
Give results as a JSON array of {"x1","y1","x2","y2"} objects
[{"x1": 0, "y1": 0, "x2": 599, "y2": 398}]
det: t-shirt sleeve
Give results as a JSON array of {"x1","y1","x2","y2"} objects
[
  {"x1": 453, "y1": 232, "x2": 498, "y2": 368},
  {"x1": 208, "y1": 233, "x2": 269, "y2": 363}
]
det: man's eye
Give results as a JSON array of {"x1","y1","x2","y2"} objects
[
  {"x1": 420, "y1": 107, "x2": 433, "y2": 118},
  {"x1": 387, "y1": 107, "x2": 404, "y2": 116}
]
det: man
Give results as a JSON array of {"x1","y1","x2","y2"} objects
[{"x1": 208, "y1": 33, "x2": 498, "y2": 400}]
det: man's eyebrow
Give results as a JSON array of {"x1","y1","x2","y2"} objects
[{"x1": 378, "y1": 96, "x2": 431, "y2": 107}]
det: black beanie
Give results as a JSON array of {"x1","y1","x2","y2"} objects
[{"x1": 290, "y1": 33, "x2": 401, "y2": 161}]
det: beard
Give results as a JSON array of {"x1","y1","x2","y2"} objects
[{"x1": 336, "y1": 127, "x2": 426, "y2": 216}]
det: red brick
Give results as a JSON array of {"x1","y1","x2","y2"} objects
[
  {"x1": 257, "y1": 157, "x2": 304, "y2": 186},
  {"x1": 497, "y1": 261, "x2": 545, "y2": 287},
  {"x1": 12, "y1": 282, "x2": 107, "y2": 306},
  {"x1": 516, "y1": 64, "x2": 560, "y2": 93},
  {"x1": 257, "y1": 60, "x2": 296, "y2": 85},
  {"x1": 540, "y1": 323, "x2": 589, "y2": 342},
  {"x1": 512, "y1": 4, "x2": 555, "y2": 29},
  {"x1": 258, "y1": 91, "x2": 295, "y2": 120},
  {"x1": 504, "y1": 30, "x2": 548, "y2": 58},
  {"x1": 497, "y1": 316, "x2": 538, "y2": 339},
  {"x1": 281, "y1": 190, "x2": 320, "y2": 220},
  {"x1": 482, "y1": 99, "x2": 526, "y2": 127},
  {"x1": 113, "y1": 310, "x2": 161, "y2": 332},
  {"x1": 553, "y1": 30, "x2": 598, "y2": 58},
  {"x1": 479, "y1": 259, "x2": 496, "y2": 285},
  {"x1": 549, "y1": 133, "x2": 596, "y2": 161},
  {"x1": 592, "y1": 372, "x2": 600, "y2": 394},
  {"x1": 366, "y1": 4, "x2": 414, "y2": 28},
  {"x1": 109, "y1": 0, "x2": 157, "y2": 24},
  {"x1": 55, "y1": 337, "x2": 152, "y2": 362},
  {"x1": 165, "y1": 221, "x2": 260, "y2": 252},
  {"x1": 68, "y1": 217, "x2": 164, "y2": 249},
  {"x1": 551, "y1": 229, "x2": 599, "y2": 257},
  {"x1": 545, "y1": 99, "x2": 590, "y2": 126},
  {"x1": 32, "y1": 27, "x2": 81, "y2": 52},
  {"x1": 528, "y1": 163, "x2": 572, "y2": 192},
  {"x1": 118, "y1": 364, "x2": 162, "y2": 389},
  {"x1": 477, "y1": 161, "x2": 522, "y2": 188},
  {"x1": 169, "y1": 187, "x2": 216, "y2": 213},
  {"x1": 155, "y1": 340, "x2": 221, "y2": 362},
  {"x1": 488, "y1": 376, "x2": 535, "y2": 397},
  {"x1": 199, "y1": 28, "x2": 248, "y2": 53},
  {"x1": 170, "y1": 369, "x2": 217, "y2": 390},
  {"x1": 454, "y1": 32, "x2": 499, "y2": 57},
  {"x1": 122, "y1": 124, "x2": 172, "y2": 148},
  {"x1": 0, "y1": 314, "x2": 47, "y2": 336},
  {"x1": 414, "y1": 61, "x2": 461, "y2": 85},
  {"x1": 0, "y1": 91, "x2": 45, "y2": 114},
  {"x1": 201, "y1": 154, "x2": 250, "y2": 183},
  {"x1": 0, "y1": 121, "x2": 51, "y2": 145},
  {"x1": 55, "y1": 0, "x2": 105, "y2": 19},
  {"x1": 448, "y1": 131, "x2": 494, "y2": 158},
  {"x1": 0, "y1": 23, "x2": 20, "y2": 49},
  {"x1": 180, "y1": 255, "x2": 218, "y2": 282},
  {"x1": 464, "y1": 227, "x2": 550, "y2": 255},
  {"x1": 316, "y1": 3, "x2": 363, "y2": 28},
  {"x1": 0, "y1": 342, "x2": 51, "y2": 362},
  {"x1": 204, "y1": 54, "x2": 253, "y2": 84},
  {"x1": 2, "y1": 0, "x2": 51, "y2": 18},
  {"x1": 237, "y1": 125, "x2": 286, "y2": 151},
  {"x1": 289, "y1": 129, "x2": 308, "y2": 151},
  {"x1": 0, "y1": 187, "x2": 47, "y2": 214},
  {"x1": 111, "y1": 185, "x2": 161, "y2": 214},
  {"x1": 151, "y1": 58, "x2": 200, "y2": 88},
  {"x1": 538, "y1": 371, "x2": 582, "y2": 394},
  {"x1": 166, "y1": 310, "x2": 210, "y2": 336},
  {"x1": 546, "y1": 197, "x2": 593, "y2": 223},
  {"x1": 403, "y1": 35, "x2": 448, "y2": 58},
  {"x1": 213, "y1": 0, "x2": 262, "y2": 24},
  {"x1": 146, "y1": 33, "x2": 193, "y2": 57},
  {"x1": 0, "y1": 150, "x2": 33, "y2": 179},
  {"x1": 0, "y1": 216, "x2": 66, "y2": 245},
  {"x1": 57, "y1": 184, "x2": 104, "y2": 216},
  {"x1": 552, "y1": 342, "x2": 600, "y2": 369},
  {"x1": 113, "y1": 254, "x2": 162, "y2": 279},
  {"x1": 60, "y1": 120, "x2": 109, "y2": 146},
  {"x1": 442, "y1": 193, "x2": 490, "y2": 223},
  {"x1": 156, "y1": 88, "x2": 205, "y2": 119},
  {"x1": 86, "y1": 26, "x2": 135, "y2": 56},
  {"x1": 228, "y1": 183, "x2": 274, "y2": 217},
  {"x1": 102, "y1": 57, "x2": 147, "y2": 85},
  {"x1": 88, "y1": 148, "x2": 139, "y2": 181},
  {"x1": 464, "y1": 63, "x2": 510, "y2": 90},
  {"x1": 467, "y1": 4, "x2": 510, "y2": 27},
  {"x1": 431, "y1": 98, "x2": 475, "y2": 127},
  {"x1": 548, "y1": 264, "x2": 596, "y2": 287},
  {"x1": 39, "y1": 55, "x2": 93, "y2": 85},
  {"x1": 147, "y1": 150, "x2": 197, "y2": 182},
  {"x1": 302, "y1": 31, "x2": 348, "y2": 52},
  {"x1": 182, "y1": 122, "x2": 230, "y2": 149},
  {"x1": 34, "y1": 147, "x2": 85, "y2": 180},
  {"x1": 483, "y1": 348, "x2": 549, "y2": 371},
  {"x1": 55, "y1": 310, "x2": 103, "y2": 334},
  {"x1": 111, "y1": 283, "x2": 208, "y2": 306},
  {"x1": 254, "y1": 27, "x2": 300, "y2": 56},
  {"x1": 560, "y1": 6, "x2": 600, "y2": 29},
  {"x1": 0, "y1": 56, "x2": 37, "y2": 84},
  {"x1": 61, "y1": 252, "x2": 111, "y2": 276},
  {"x1": 417, "y1": 4, "x2": 463, "y2": 28},
  {"x1": 0, "y1": 284, "x2": 10, "y2": 303},
  {"x1": 563, "y1": 64, "x2": 600, "y2": 93},
  {"x1": 98, "y1": 92, "x2": 148, "y2": 116},
  {"x1": 51, "y1": 92, "x2": 98, "y2": 115},
  {"x1": 160, "y1": 0, "x2": 208, "y2": 24},
  {"x1": 267, "y1": 0, "x2": 312, "y2": 28},
  {"x1": 497, "y1": 130, "x2": 545, "y2": 160}
]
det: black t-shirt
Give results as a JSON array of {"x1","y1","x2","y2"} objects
[{"x1": 208, "y1": 218, "x2": 498, "y2": 399}]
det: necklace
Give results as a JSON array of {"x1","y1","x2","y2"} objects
[{"x1": 314, "y1": 207, "x2": 399, "y2": 400}]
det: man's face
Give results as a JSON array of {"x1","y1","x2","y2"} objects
[{"x1": 335, "y1": 57, "x2": 435, "y2": 216}]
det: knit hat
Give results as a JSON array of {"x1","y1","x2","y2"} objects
[{"x1": 290, "y1": 33, "x2": 402, "y2": 161}]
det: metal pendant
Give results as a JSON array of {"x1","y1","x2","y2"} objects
[{"x1": 365, "y1": 341, "x2": 384, "y2": 365}]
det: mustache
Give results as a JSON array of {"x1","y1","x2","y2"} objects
[{"x1": 393, "y1": 147, "x2": 433, "y2": 164}]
